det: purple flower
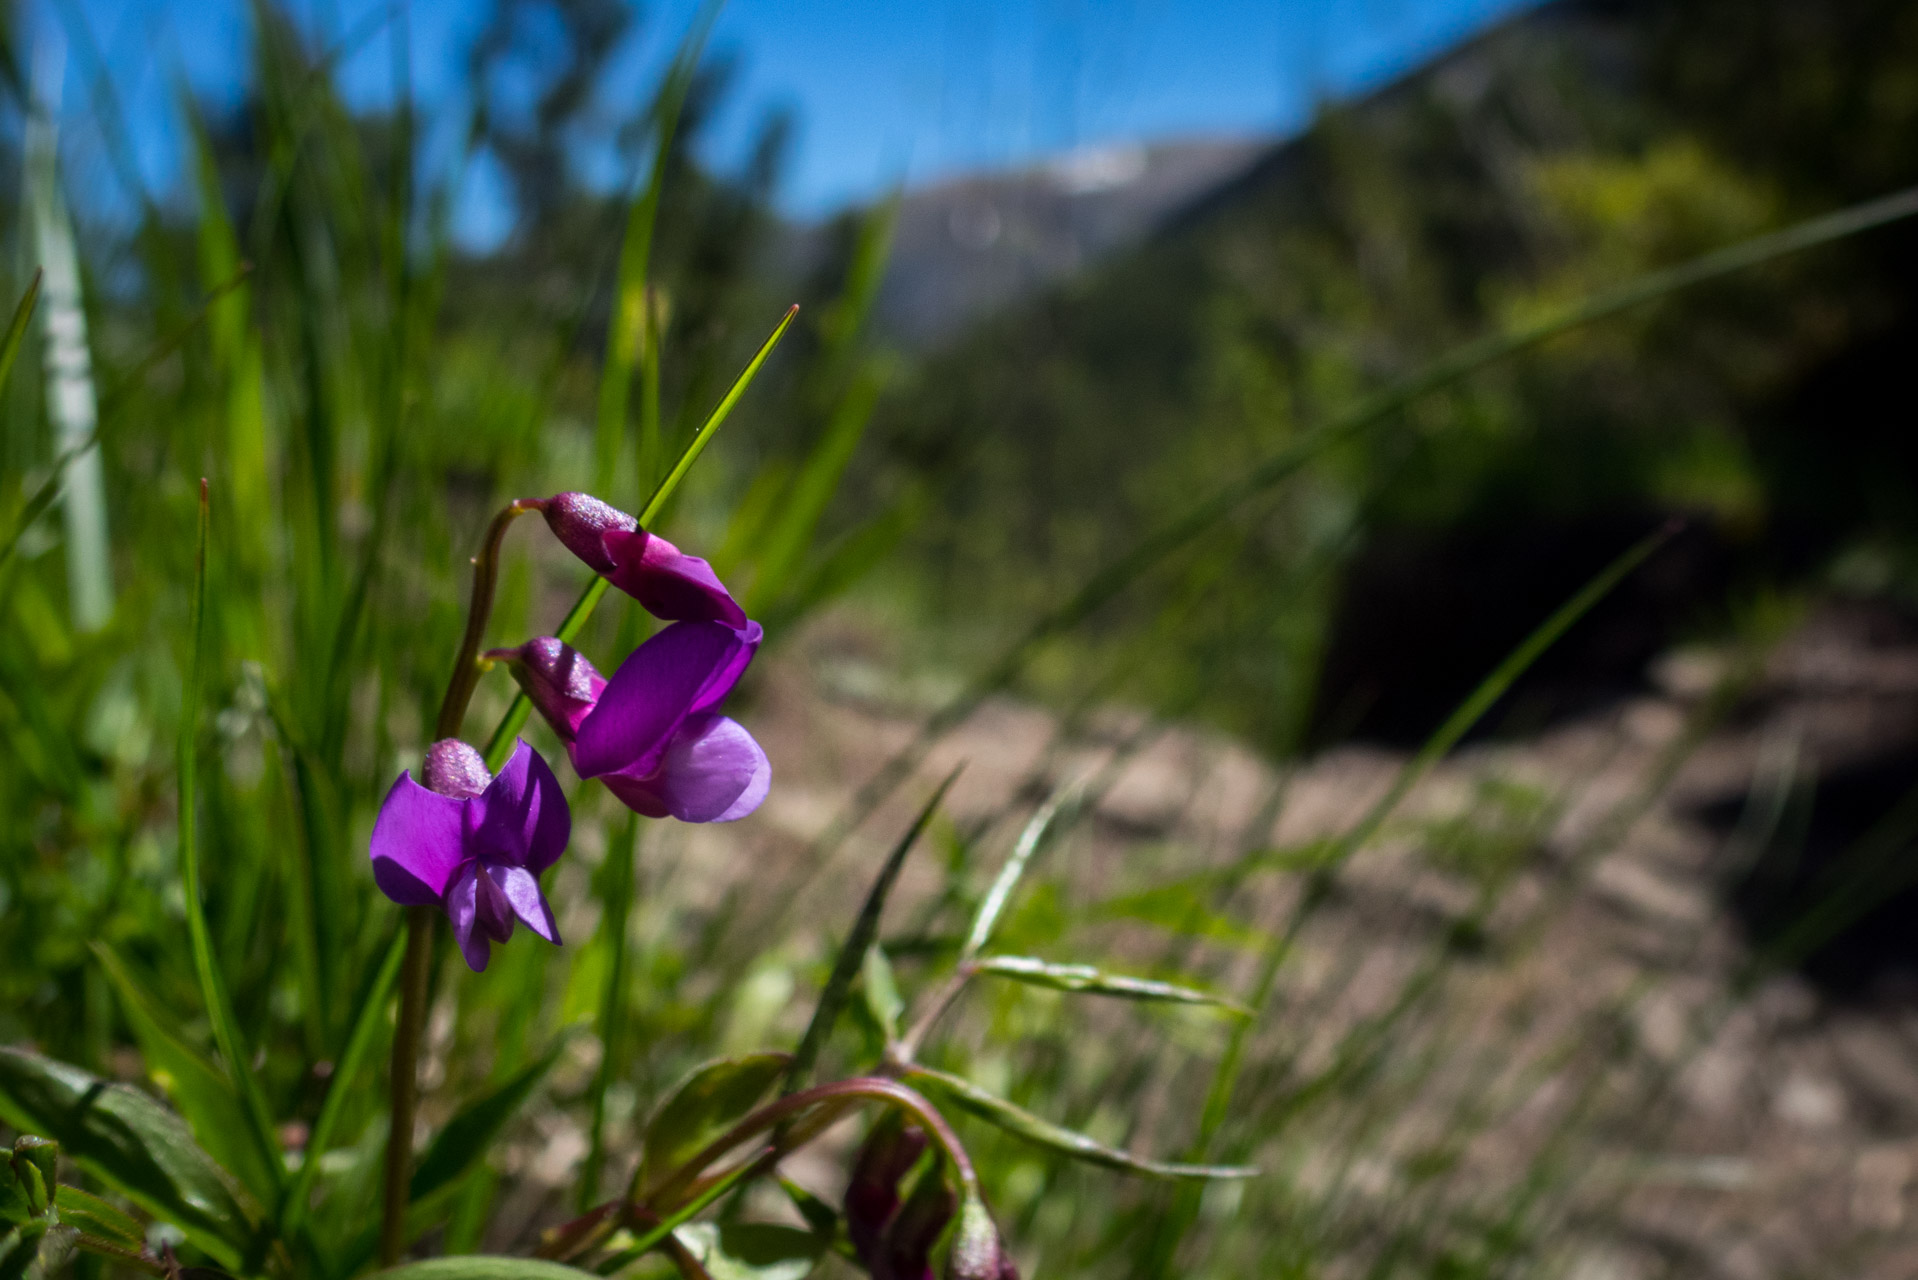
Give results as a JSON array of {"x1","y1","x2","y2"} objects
[
  {"x1": 491, "y1": 620, "x2": 769, "y2": 824},
  {"x1": 532, "y1": 492, "x2": 746, "y2": 628},
  {"x1": 369, "y1": 738, "x2": 570, "y2": 972}
]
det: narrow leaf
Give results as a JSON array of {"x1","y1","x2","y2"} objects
[
  {"x1": 0, "y1": 1048, "x2": 260, "y2": 1269},
  {"x1": 633, "y1": 1053, "x2": 790, "y2": 1198},
  {"x1": 900, "y1": 1065, "x2": 1256, "y2": 1181},
  {"x1": 787, "y1": 768, "x2": 962, "y2": 1092},
  {"x1": 861, "y1": 945, "x2": 904, "y2": 1044},
  {"x1": 282, "y1": 923, "x2": 407, "y2": 1237},
  {"x1": 411, "y1": 1048, "x2": 561, "y2": 1203},
  {"x1": 376, "y1": 1259, "x2": 597, "y2": 1280},
  {"x1": 962, "y1": 784, "x2": 1076, "y2": 963},
  {"x1": 89, "y1": 945, "x2": 279, "y2": 1200},
  {"x1": 973, "y1": 957, "x2": 1250, "y2": 1016},
  {"x1": 0, "y1": 270, "x2": 41, "y2": 396},
  {"x1": 52, "y1": 1188, "x2": 143, "y2": 1253},
  {"x1": 177, "y1": 481, "x2": 283, "y2": 1193}
]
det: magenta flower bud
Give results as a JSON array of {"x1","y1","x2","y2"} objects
[
  {"x1": 492, "y1": 622, "x2": 769, "y2": 824},
  {"x1": 946, "y1": 1194, "x2": 1018, "y2": 1280},
  {"x1": 845, "y1": 1117, "x2": 957, "y2": 1280},
  {"x1": 489, "y1": 638, "x2": 607, "y2": 746},
  {"x1": 532, "y1": 492, "x2": 746, "y2": 628},
  {"x1": 369, "y1": 739, "x2": 570, "y2": 971},
  {"x1": 847, "y1": 1115, "x2": 929, "y2": 1268}
]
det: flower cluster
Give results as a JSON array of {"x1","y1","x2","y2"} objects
[{"x1": 368, "y1": 493, "x2": 767, "y2": 970}]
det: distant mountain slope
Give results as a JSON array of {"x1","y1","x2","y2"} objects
[{"x1": 873, "y1": 138, "x2": 1270, "y2": 345}]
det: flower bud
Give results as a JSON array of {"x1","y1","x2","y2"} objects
[
  {"x1": 489, "y1": 638, "x2": 606, "y2": 746},
  {"x1": 884, "y1": 1161, "x2": 957, "y2": 1280},
  {"x1": 533, "y1": 492, "x2": 637, "y2": 574},
  {"x1": 946, "y1": 1193, "x2": 1018, "y2": 1280},
  {"x1": 421, "y1": 739, "x2": 492, "y2": 799},
  {"x1": 846, "y1": 1113, "x2": 928, "y2": 1266}
]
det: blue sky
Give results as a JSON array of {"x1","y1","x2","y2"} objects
[{"x1": 31, "y1": 0, "x2": 1537, "y2": 245}]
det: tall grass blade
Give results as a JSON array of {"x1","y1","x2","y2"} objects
[
  {"x1": 961, "y1": 784, "x2": 1075, "y2": 964},
  {"x1": 176, "y1": 481, "x2": 283, "y2": 1199},
  {"x1": 0, "y1": 269, "x2": 40, "y2": 396},
  {"x1": 1145, "y1": 521, "x2": 1680, "y2": 1276},
  {"x1": 594, "y1": 0, "x2": 720, "y2": 497},
  {"x1": 484, "y1": 304, "x2": 800, "y2": 770},
  {"x1": 89, "y1": 944, "x2": 280, "y2": 1202},
  {"x1": 27, "y1": 58, "x2": 111, "y2": 631},
  {"x1": 971, "y1": 957, "x2": 1251, "y2": 1016},
  {"x1": 579, "y1": 814, "x2": 639, "y2": 1210},
  {"x1": 785, "y1": 767, "x2": 961, "y2": 1093},
  {"x1": 281, "y1": 923, "x2": 407, "y2": 1239}
]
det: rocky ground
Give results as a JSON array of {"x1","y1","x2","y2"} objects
[{"x1": 690, "y1": 602, "x2": 1918, "y2": 1280}]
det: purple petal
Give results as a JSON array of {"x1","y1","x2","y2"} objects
[
  {"x1": 473, "y1": 863, "x2": 517, "y2": 944},
  {"x1": 445, "y1": 864, "x2": 492, "y2": 972},
  {"x1": 601, "y1": 528, "x2": 748, "y2": 628},
  {"x1": 690, "y1": 621, "x2": 761, "y2": 716},
  {"x1": 600, "y1": 714, "x2": 769, "y2": 823},
  {"x1": 573, "y1": 622, "x2": 758, "y2": 780},
  {"x1": 471, "y1": 740, "x2": 572, "y2": 874},
  {"x1": 491, "y1": 863, "x2": 560, "y2": 944},
  {"x1": 370, "y1": 771, "x2": 468, "y2": 904}
]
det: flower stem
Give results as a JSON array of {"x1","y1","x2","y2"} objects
[
  {"x1": 379, "y1": 904, "x2": 437, "y2": 1266},
  {"x1": 434, "y1": 499, "x2": 536, "y2": 740}
]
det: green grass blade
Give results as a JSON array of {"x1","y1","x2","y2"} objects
[
  {"x1": 971, "y1": 957, "x2": 1251, "y2": 1016},
  {"x1": 579, "y1": 814, "x2": 640, "y2": 1209},
  {"x1": 785, "y1": 767, "x2": 961, "y2": 1093},
  {"x1": 961, "y1": 784, "x2": 1075, "y2": 964},
  {"x1": 0, "y1": 269, "x2": 40, "y2": 395},
  {"x1": 176, "y1": 481, "x2": 283, "y2": 1198},
  {"x1": 90, "y1": 944, "x2": 280, "y2": 1202},
  {"x1": 639, "y1": 303, "x2": 800, "y2": 527},
  {"x1": 1148, "y1": 521, "x2": 1680, "y2": 1275},
  {"x1": 901, "y1": 1064, "x2": 1256, "y2": 1181},
  {"x1": 410, "y1": 1048, "x2": 562, "y2": 1203},
  {"x1": 484, "y1": 304, "x2": 799, "y2": 771},
  {"x1": 281, "y1": 922, "x2": 407, "y2": 1239},
  {"x1": 594, "y1": 0, "x2": 720, "y2": 496}
]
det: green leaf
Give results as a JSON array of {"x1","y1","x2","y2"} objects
[
  {"x1": 972, "y1": 957, "x2": 1251, "y2": 1016},
  {"x1": 860, "y1": 945, "x2": 904, "y2": 1045},
  {"x1": 961, "y1": 784, "x2": 1077, "y2": 964},
  {"x1": 0, "y1": 1048, "x2": 260, "y2": 1269},
  {"x1": 899, "y1": 1065, "x2": 1256, "y2": 1182},
  {"x1": 0, "y1": 270, "x2": 40, "y2": 397},
  {"x1": 0, "y1": 1161, "x2": 28, "y2": 1228},
  {"x1": 0, "y1": 1219, "x2": 69, "y2": 1280},
  {"x1": 9, "y1": 1143, "x2": 54, "y2": 1218},
  {"x1": 633, "y1": 1052, "x2": 791, "y2": 1198},
  {"x1": 376, "y1": 1258, "x2": 599, "y2": 1280},
  {"x1": 786, "y1": 769, "x2": 961, "y2": 1092},
  {"x1": 282, "y1": 921, "x2": 407, "y2": 1239},
  {"x1": 776, "y1": 1177, "x2": 839, "y2": 1244},
  {"x1": 411, "y1": 1048, "x2": 561, "y2": 1203},
  {"x1": 673, "y1": 1223, "x2": 825, "y2": 1280},
  {"x1": 53, "y1": 1187, "x2": 144, "y2": 1253},
  {"x1": 91, "y1": 944, "x2": 279, "y2": 1201},
  {"x1": 175, "y1": 482, "x2": 283, "y2": 1197}
]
